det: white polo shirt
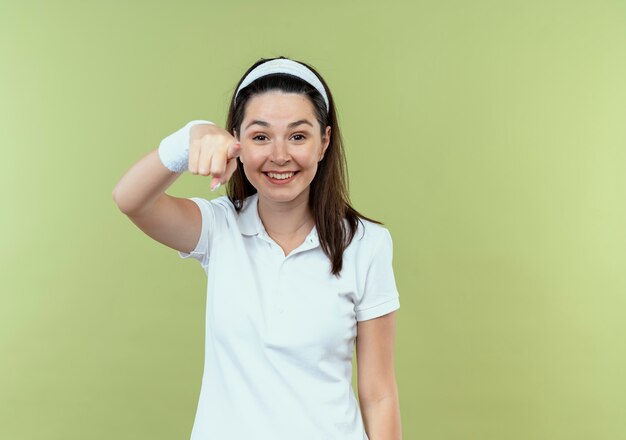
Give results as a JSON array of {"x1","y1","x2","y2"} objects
[{"x1": 178, "y1": 192, "x2": 400, "y2": 440}]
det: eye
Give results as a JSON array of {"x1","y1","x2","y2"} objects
[
  {"x1": 291, "y1": 134, "x2": 306, "y2": 141},
  {"x1": 252, "y1": 135, "x2": 268, "y2": 141}
]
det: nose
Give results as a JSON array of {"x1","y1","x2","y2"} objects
[{"x1": 270, "y1": 137, "x2": 290, "y2": 165}]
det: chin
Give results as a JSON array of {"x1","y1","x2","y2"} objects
[
  {"x1": 264, "y1": 190, "x2": 307, "y2": 203},
  {"x1": 253, "y1": 184, "x2": 310, "y2": 204}
]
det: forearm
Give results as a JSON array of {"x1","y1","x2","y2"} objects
[
  {"x1": 360, "y1": 393, "x2": 402, "y2": 440},
  {"x1": 112, "y1": 149, "x2": 181, "y2": 215}
]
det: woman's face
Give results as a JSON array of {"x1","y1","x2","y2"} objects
[{"x1": 236, "y1": 91, "x2": 331, "y2": 205}]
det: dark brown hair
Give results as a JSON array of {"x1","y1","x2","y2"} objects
[{"x1": 225, "y1": 56, "x2": 381, "y2": 276}]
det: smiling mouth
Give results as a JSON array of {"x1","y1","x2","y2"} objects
[{"x1": 264, "y1": 171, "x2": 299, "y2": 180}]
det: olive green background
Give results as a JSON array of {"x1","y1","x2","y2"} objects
[{"x1": 1, "y1": 0, "x2": 625, "y2": 439}]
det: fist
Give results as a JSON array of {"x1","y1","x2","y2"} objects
[{"x1": 188, "y1": 124, "x2": 241, "y2": 190}]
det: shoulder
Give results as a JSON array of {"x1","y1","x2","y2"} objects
[
  {"x1": 345, "y1": 217, "x2": 394, "y2": 261},
  {"x1": 185, "y1": 195, "x2": 238, "y2": 232},
  {"x1": 208, "y1": 194, "x2": 236, "y2": 208},
  {"x1": 188, "y1": 195, "x2": 236, "y2": 213},
  {"x1": 190, "y1": 194, "x2": 259, "y2": 235},
  {"x1": 352, "y1": 217, "x2": 393, "y2": 246}
]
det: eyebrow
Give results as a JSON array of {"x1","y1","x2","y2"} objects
[{"x1": 245, "y1": 119, "x2": 314, "y2": 130}]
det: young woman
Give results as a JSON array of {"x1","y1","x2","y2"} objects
[{"x1": 112, "y1": 56, "x2": 402, "y2": 440}]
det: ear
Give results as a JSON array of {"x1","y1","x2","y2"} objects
[{"x1": 319, "y1": 126, "x2": 331, "y2": 161}]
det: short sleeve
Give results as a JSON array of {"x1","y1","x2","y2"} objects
[
  {"x1": 355, "y1": 228, "x2": 400, "y2": 322},
  {"x1": 177, "y1": 197, "x2": 216, "y2": 267}
]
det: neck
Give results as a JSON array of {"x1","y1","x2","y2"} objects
[{"x1": 256, "y1": 189, "x2": 314, "y2": 239}]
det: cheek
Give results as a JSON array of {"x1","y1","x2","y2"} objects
[
  {"x1": 239, "y1": 150, "x2": 269, "y2": 183},
  {"x1": 239, "y1": 146, "x2": 262, "y2": 167},
  {"x1": 296, "y1": 149, "x2": 322, "y2": 169},
  {"x1": 296, "y1": 154, "x2": 320, "y2": 178}
]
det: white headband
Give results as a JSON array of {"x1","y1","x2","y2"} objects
[{"x1": 235, "y1": 59, "x2": 330, "y2": 111}]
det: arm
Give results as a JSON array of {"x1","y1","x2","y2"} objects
[
  {"x1": 356, "y1": 311, "x2": 402, "y2": 440},
  {"x1": 112, "y1": 121, "x2": 240, "y2": 255},
  {"x1": 112, "y1": 148, "x2": 201, "y2": 254}
]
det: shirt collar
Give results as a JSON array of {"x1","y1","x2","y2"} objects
[{"x1": 236, "y1": 192, "x2": 320, "y2": 248}]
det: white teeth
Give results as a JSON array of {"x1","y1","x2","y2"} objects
[{"x1": 267, "y1": 172, "x2": 295, "y2": 180}]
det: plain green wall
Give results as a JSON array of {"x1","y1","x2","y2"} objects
[{"x1": 1, "y1": 0, "x2": 625, "y2": 439}]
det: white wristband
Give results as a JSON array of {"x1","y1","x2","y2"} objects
[{"x1": 158, "y1": 120, "x2": 215, "y2": 173}]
